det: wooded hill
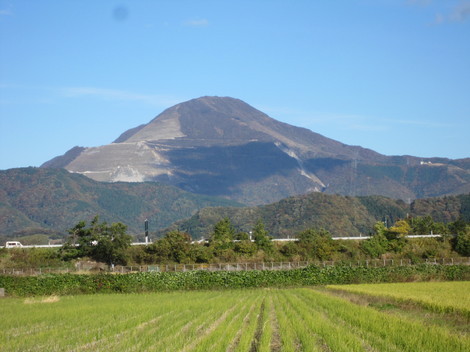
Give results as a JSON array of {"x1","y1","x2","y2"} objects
[
  {"x1": 1, "y1": 167, "x2": 469, "y2": 244},
  {"x1": 161, "y1": 193, "x2": 470, "y2": 239},
  {"x1": 0, "y1": 167, "x2": 241, "y2": 243}
]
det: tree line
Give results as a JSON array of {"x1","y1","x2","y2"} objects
[{"x1": 55, "y1": 215, "x2": 470, "y2": 267}]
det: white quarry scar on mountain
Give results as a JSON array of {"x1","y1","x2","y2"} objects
[
  {"x1": 124, "y1": 106, "x2": 186, "y2": 142},
  {"x1": 66, "y1": 142, "x2": 174, "y2": 182}
]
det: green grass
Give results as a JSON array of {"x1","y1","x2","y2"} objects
[{"x1": 1, "y1": 285, "x2": 469, "y2": 351}]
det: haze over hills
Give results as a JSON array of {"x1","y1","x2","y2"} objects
[{"x1": 43, "y1": 96, "x2": 470, "y2": 205}]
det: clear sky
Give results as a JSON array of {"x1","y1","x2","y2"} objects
[{"x1": 1, "y1": 0, "x2": 469, "y2": 170}]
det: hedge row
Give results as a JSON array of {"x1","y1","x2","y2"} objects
[{"x1": 1, "y1": 264, "x2": 469, "y2": 296}]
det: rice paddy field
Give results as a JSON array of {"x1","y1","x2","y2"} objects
[
  {"x1": 328, "y1": 281, "x2": 470, "y2": 317},
  {"x1": 1, "y1": 283, "x2": 469, "y2": 351}
]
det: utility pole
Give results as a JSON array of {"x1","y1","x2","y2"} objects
[{"x1": 145, "y1": 219, "x2": 149, "y2": 244}]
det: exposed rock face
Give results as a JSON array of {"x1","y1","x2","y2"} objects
[{"x1": 43, "y1": 96, "x2": 470, "y2": 205}]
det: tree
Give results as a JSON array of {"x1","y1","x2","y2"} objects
[
  {"x1": 297, "y1": 228, "x2": 336, "y2": 260},
  {"x1": 448, "y1": 217, "x2": 467, "y2": 235},
  {"x1": 234, "y1": 239, "x2": 257, "y2": 256},
  {"x1": 372, "y1": 220, "x2": 407, "y2": 253},
  {"x1": 62, "y1": 216, "x2": 132, "y2": 266},
  {"x1": 280, "y1": 241, "x2": 301, "y2": 259},
  {"x1": 234, "y1": 232, "x2": 250, "y2": 241},
  {"x1": 252, "y1": 219, "x2": 273, "y2": 252},
  {"x1": 361, "y1": 233, "x2": 389, "y2": 258},
  {"x1": 156, "y1": 230, "x2": 192, "y2": 263},
  {"x1": 188, "y1": 244, "x2": 213, "y2": 263},
  {"x1": 209, "y1": 218, "x2": 235, "y2": 251},
  {"x1": 454, "y1": 225, "x2": 470, "y2": 256},
  {"x1": 386, "y1": 220, "x2": 411, "y2": 240},
  {"x1": 407, "y1": 216, "x2": 448, "y2": 235},
  {"x1": 373, "y1": 221, "x2": 388, "y2": 237}
]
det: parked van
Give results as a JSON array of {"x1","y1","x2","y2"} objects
[{"x1": 5, "y1": 241, "x2": 23, "y2": 248}]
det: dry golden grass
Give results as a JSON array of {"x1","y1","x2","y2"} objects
[{"x1": 23, "y1": 295, "x2": 60, "y2": 304}]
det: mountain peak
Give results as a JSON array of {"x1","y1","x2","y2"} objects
[
  {"x1": 117, "y1": 96, "x2": 277, "y2": 145},
  {"x1": 183, "y1": 96, "x2": 250, "y2": 107},
  {"x1": 192, "y1": 95, "x2": 244, "y2": 104},
  {"x1": 41, "y1": 97, "x2": 470, "y2": 205}
]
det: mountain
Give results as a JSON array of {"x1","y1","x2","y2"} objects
[
  {"x1": 43, "y1": 96, "x2": 470, "y2": 205},
  {"x1": 160, "y1": 193, "x2": 470, "y2": 239},
  {"x1": 0, "y1": 168, "x2": 241, "y2": 242}
]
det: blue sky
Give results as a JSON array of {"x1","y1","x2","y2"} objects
[{"x1": 1, "y1": 0, "x2": 469, "y2": 170}]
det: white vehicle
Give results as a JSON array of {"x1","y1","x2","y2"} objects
[{"x1": 5, "y1": 241, "x2": 23, "y2": 248}]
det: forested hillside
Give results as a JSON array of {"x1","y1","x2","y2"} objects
[
  {"x1": 162, "y1": 193, "x2": 470, "y2": 239},
  {"x1": 0, "y1": 168, "x2": 241, "y2": 243}
]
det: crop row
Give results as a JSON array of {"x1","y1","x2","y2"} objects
[
  {"x1": 1, "y1": 287, "x2": 469, "y2": 351},
  {"x1": 0, "y1": 263, "x2": 469, "y2": 296}
]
